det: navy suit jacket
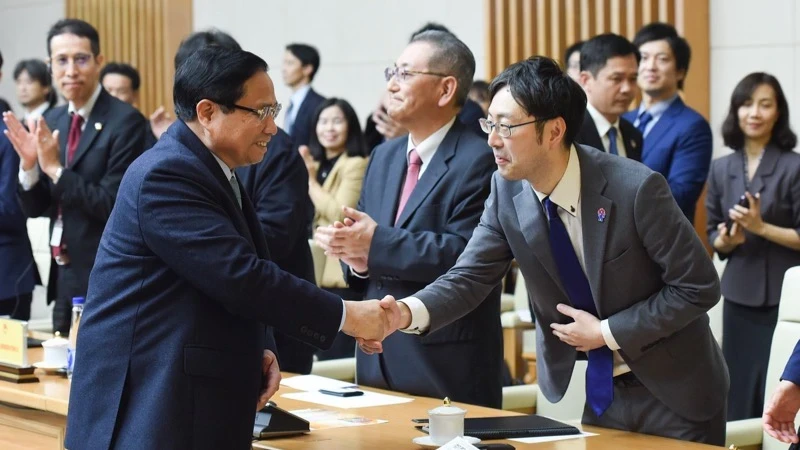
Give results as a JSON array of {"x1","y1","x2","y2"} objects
[
  {"x1": 237, "y1": 127, "x2": 318, "y2": 374},
  {"x1": 0, "y1": 123, "x2": 39, "y2": 299},
  {"x1": 65, "y1": 120, "x2": 343, "y2": 450},
  {"x1": 623, "y1": 97, "x2": 712, "y2": 223},
  {"x1": 784, "y1": 341, "x2": 800, "y2": 385},
  {"x1": 289, "y1": 87, "x2": 325, "y2": 150},
  {"x1": 345, "y1": 120, "x2": 503, "y2": 408},
  {"x1": 574, "y1": 110, "x2": 643, "y2": 162},
  {"x1": 18, "y1": 89, "x2": 146, "y2": 304}
]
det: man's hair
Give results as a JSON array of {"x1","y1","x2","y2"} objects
[
  {"x1": 174, "y1": 46, "x2": 268, "y2": 122},
  {"x1": 469, "y1": 80, "x2": 490, "y2": 103},
  {"x1": 410, "y1": 22, "x2": 452, "y2": 41},
  {"x1": 633, "y1": 22, "x2": 691, "y2": 90},
  {"x1": 47, "y1": 19, "x2": 100, "y2": 56},
  {"x1": 563, "y1": 41, "x2": 583, "y2": 67},
  {"x1": 13, "y1": 59, "x2": 57, "y2": 108},
  {"x1": 285, "y1": 43, "x2": 321, "y2": 82},
  {"x1": 100, "y1": 62, "x2": 141, "y2": 91},
  {"x1": 0, "y1": 50, "x2": 3, "y2": 70},
  {"x1": 174, "y1": 29, "x2": 241, "y2": 69},
  {"x1": 580, "y1": 33, "x2": 639, "y2": 76},
  {"x1": 489, "y1": 56, "x2": 586, "y2": 147},
  {"x1": 409, "y1": 30, "x2": 475, "y2": 108}
]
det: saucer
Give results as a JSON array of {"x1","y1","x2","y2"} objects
[
  {"x1": 412, "y1": 435, "x2": 481, "y2": 448},
  {"x1": 33, "y1": 361, "x2": 67, "y2": 372}
]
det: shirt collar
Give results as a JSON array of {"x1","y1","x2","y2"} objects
[
  {"x1": 289, "y1": 84, "x2": 311, "y2": 108},
  {"x1": 210, "y1": 151, "x2": 234, "y2": 181},
  {"x1": 637, "y1": 93, "x2": 679, "y2": 120},
  {"x1": 405, "y1": 117, "x2": 456, "y2": 166},
  {"x1": 531, "y1": 145, "x2": 581, "y2": 217},
  {"x1": 24, "y1": 102, "x2": 50, "y2": 122},
  {"x1": 586, "y1": 103, "x2": 619, "y2": 137},
  {"x1": 68, "y1": 84, "x2": 102, "y2": 121}
]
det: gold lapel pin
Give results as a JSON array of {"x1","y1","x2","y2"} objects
[
  {"x1": 630, "y1": 140, "x2": 636, "y2": 148},
  {"x1": 94, "y1": 122, "x2": 103, "y2": 131}
]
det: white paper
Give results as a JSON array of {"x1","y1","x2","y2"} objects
[
  {"x1": 281, "y1": 390, "x2": 414, "y2": 409},
  {"x1": 280, "y1": 374, "x2": 358, "y2": 392},
  {"x1": 289, "y1": 408, "x2": 388, "y2": 430},
  {"x1": 509, "y1": 431, "x2": 597, "y2": 444},
  {"x1": 438, "y1": 436, "x2": 481, "y2": 449}
]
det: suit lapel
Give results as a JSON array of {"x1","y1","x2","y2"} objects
[
  {"x1": 239, "y1": 185, "x2": 270, "y2": 259},
  {"x1": 749, "y1": 145, "x2": 780, "y2": 194},
  {"x1": 642, "y1": 97, "x2": 684, "y2": 151},
  {"x1": 321, "y1": 153, "x2": 346, "y2": 191},
  {"x1": 70, "y1": 90, "x2": 110, "y2": 168},
  {"x1": 378, "y1": 139, "x2": 410, "y2": 226},
  {"x1": 577, "y1": 147, "x2": 612, "y2": 315},
  {"x1": 513, "y1": 186, "x2": 566, "y2": 298},
  {"x1": 580, "y1": 111, "x2": 604, "y2": 151},
  {"x1": 394, "y1": 125, "x2": 459, "y2": 227},
  {"x1": 56, "y1": 110, "x2": 70, "y2": 167},
  {"x1": 619, "y1": 120, "x2": 641, "y2": 161}
]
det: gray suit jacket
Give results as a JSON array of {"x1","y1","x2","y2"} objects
[
  {"x1": 414, "y1": 145, "x2": 728, "y2": 422},
  {"x1": 706, "y1": 145, "x2": 800, "y2": 307}
]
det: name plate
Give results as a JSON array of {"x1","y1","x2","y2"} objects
[{"x1": 0, "y1": 318, "x2": 28, "y2": 367}]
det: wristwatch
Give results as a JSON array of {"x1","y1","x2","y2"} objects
[{"x1": 53, "y1": 167, "x2": 63, "y2": 184}]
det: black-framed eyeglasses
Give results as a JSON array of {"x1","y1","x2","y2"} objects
[
  {"x1": 232, "y1": 103, "x2": 282, "y2": 121},
  {"x1": 384, "y1": 65, "x2": 449, "y2": 83},
  {"x1": 479, "y1": 117, "x2": 552, "y2": 138}
]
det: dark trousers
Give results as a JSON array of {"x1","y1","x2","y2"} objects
[
  {"x1": 54, "y1": 265, "x2": 85, "y2": 335},
  {"x1": 582, "y1": 372, "x2": 726, "y2": 446},
  {"x1": 723, "y1": 299, "x2": 779, "y2": 420},
  {"x1": 0, "y1": 293, "x2": 32, "y2": 321}
]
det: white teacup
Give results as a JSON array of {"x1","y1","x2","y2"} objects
[
  {"x1": 41, "y1": 334, "x2": 69, "y2": 368},
  {"x1": 428, "y1": 398, "x2": 467, "y2": 445}
]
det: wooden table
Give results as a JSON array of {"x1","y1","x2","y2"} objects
[{"x1": 1, "y1": 349, "x2": 723, "y2": 449}]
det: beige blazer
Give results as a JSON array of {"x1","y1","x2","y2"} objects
[{"x1": 311, "y1": 152, "x2": 368, "y2": 288}]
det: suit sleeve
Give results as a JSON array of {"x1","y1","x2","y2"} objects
[
  {"x1": 415, "y1": 172, "x2": 514, "y2": 333},
  {"x1": 365, "y1": 149, "x2": 496, "y2": 284},
  {"x1": 138, "y1": 161, "x2": 342, "y2": 349},
  {"x1": 52, "y1": 110, "x2": 146, "y2": 222},
  {"x1": 607, "y1": 172, "x2": 721, "y2": 362},
  {"x1": 0, "y1": 138, "x2": 28, "y2": 232},
  {"x1": 248, "y1": 144, "x2": 313, "y2": 263},
  {"x1": 311, "y1": 158, "x2": 368, "y2": 225},
  {"x1": 782, "y1": 340, "x2": 800, "y2": 385},
  {"x1": 666, "y1": 118, "x2": 713, "y2": 217},
  {"x1": 705, "y1": 159, "x2": 729, "y2": 259}
]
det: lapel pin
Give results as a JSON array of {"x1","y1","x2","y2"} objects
[
  {"x1": 630, "y1": 140, "x2": 636, "y2": 149},
  {"x1": 570, "y1": 205, "x2": 575, "y2": 213},
  {"x1": 597, "y1": 207, "x2": 606, "y2": 223},
  {"x1": 94, "y1": 122, "x2": 103, "y2": 131}
]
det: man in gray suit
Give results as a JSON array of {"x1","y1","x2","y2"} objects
[{"x1": 364, "y1": 56, "x2": 729, "y2": 445}]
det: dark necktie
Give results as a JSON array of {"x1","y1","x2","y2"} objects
[
  {"x1": 543, "y1": 197, "x2": 613, "y2": 417},
  {"x1": 606, "y1": 127, "x2": 619, "y2": 156},
  {"x1": 636, "y1": 111, "x2": 653, "y2": 135},
  {"x1": 395, "y1": 149, "x2": 421, "y2": 225},
  {"x1": 229, "y1": 174, "x2": 242, "y2": 209}
]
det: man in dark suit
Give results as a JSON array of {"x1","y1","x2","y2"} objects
[
  {"x1": 623, "y1": 23, "x2": 713, "y2": 223},
  {"x1": 237, "y1": 128, "x2": 319, "y2": 374},
  {"x1": 63, "y1": 46, "x2": 399, "y2": 450},
  {"x1": 0, "y1": 123, "x2": 39, "y2": 320},
  {"x1": 315, "y1": 30, "x2": 503, "y2": 408},
  {"x1": 764, "y1": 341, "x2": 800, "y2": 443},
  {"x1": 368, "y1": 57, "x2": 728, "y2": 445},
  {"x1": 282, "y1": 43, "x2": 325, "y2": 150},
  {"x1": 3, "y1": 19, "x2": 147, "y2": 334},
  {"x1": 0, "y1": 50, "x2": 12, "y2": 114},
  {"x1": 575, "y1": 33, "x2": 642, "y2": 162},
  {"x1": 100, "y1": 62, "x2": 158, "y2": 149}
]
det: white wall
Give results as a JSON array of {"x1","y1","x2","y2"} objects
[
  {"x1": 193, "y1": 0, "x2": 487, "y2": 127},
  {"x1": 709, "y1": 0, "x2": 800, "y2": 159}
]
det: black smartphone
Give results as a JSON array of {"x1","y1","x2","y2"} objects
[
  {"x1": 411, "y1": 418, "x2": 429, "y2": 424},
  {"x1": 319, "y1": 388, "x2": 364, "y2": 397},
  {"x1": 725, "y1": 194, "x2": 749, "y2": 235}
]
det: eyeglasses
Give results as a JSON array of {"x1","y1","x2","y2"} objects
[
  {"x1": 479, "y1": 117, "x2": 552, "y2": 138},
  {"x1": 384, "y1": 65, "x2": 449, "y2": 83},
  {"x1": 232, "y1": 103, "x2": 282, "y2": 121},
  {"x1": 49, "y1": 53, "x2": 94, "y2": 70}
]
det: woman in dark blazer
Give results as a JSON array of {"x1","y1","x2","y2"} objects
[{"x1": 706, "y1": 72, "x2": 800, "y2": 420}]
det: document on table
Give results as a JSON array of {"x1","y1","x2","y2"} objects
[
  {"x1": 290, "y1": 408, "x2": 388, "y2": 430},
  {"x1": 280, "y1": 374, "x2": 358, "y2": 392},
  {"x1": 281, "y1": 390, "x2": 414, "y2": 409},
  {"x1": 509, "y1": 431, "x2": 597, "y2": 444}
]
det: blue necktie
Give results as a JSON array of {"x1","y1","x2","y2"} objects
[
  {"x1": 606, "y1": 127, "x2": 619, "y2": 155},
  {"x1": 284, "y1": 101, "x2": 295, "y2": 135},
  {"x1": 636, "y1": 111, "x2": 653, "y2": 135},
  {"x1": 543, "y1": 197, "x2": 614, "y2": 417}
]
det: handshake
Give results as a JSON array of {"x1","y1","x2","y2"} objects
[{"x1": 341, "y1": 296, "x2": 411, "y2": 354}]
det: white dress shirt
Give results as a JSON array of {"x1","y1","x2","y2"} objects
[
  {"x1": 18, "y1": 84, "x2": 103, "y2": 190},
  {"x1": 23, "y1": 102, "x2": 50, "y2": 124},
  {"x1": 401, "y1": 145, "x2": 631, "y2": 376},
  {"x1": 586, "y1": 103, "x2": 626, "y2": 158}
]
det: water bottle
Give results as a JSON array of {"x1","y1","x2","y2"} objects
[{"x1": 67, "y1": 296, "x2": 85, "y2": 380}]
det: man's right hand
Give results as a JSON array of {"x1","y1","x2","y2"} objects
[
  {"x1": 764, "y1": 379, "x2": 800, "y2": 443},
  {"x1": 341, "y1": 296, "x2": 402, "y2": 345},
  {"x1": 149, "y1": 106, "x2": 174, "y2": 139},
  {"x1": 3, "y1": 112, "x2": 39, "y2": 170}
]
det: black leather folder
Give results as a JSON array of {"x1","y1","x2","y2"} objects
[{"x1": 422, "y1": 415, "x2": 581, "y2": 440}]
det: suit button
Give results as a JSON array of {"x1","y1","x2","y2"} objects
[
  {"x1": 320, "y1": 335, "x2": 327, "y2": 343},
  {"x1": 313, "y1": 332, "x2": 320, "y2": 339},
  {"x1": 307, "y1": 330, "x2": 314, "y2": 337},
  {"x1": 377, "y1": 282, "x2": 383, "y2": 290},
  {"x1": 300, "y1": 326, "x2": 308, "y2": 333}
]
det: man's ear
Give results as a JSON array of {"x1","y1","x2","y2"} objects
[
  {"x1": 195, "y1": 99, "x2": 217, "y2": 128},
  {"x1": 437, "y1": 77, "x2": 458, "y2": 108}
]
